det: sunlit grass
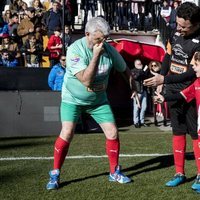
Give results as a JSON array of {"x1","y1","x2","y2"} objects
[{"x1": 0, "y1": 125, "x2": 199, "y2": 200}]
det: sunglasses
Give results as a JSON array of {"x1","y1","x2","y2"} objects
[
  {"x1": 61, "y1": 59, "x2": 66, "y2": 61},
  {"x1": 151, "y1": 64, "x2": 157, "y2": 67}
]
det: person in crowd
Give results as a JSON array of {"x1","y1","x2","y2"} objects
[
  {"x1": 65, "y1": 0, "x2": 78, "y2": 31},
  {"x1": 81, "y1": 0, "x2": 98, "y2": 29},
  {"x1": 0, "y1": 49, "x2": 18, "y2": 67},
  {"x1": 100, "y1": 0, "x2": 115, "y2": 29},
  {"x1": 46, "y1": 16, "x2": 139, "y2": 190},
  {"x1": 47, "y1": 26, "x2": 63, "y2": 67},
  {"x1": 160, "y1": 0, "x2": 172, "y2": 23},
  {"x1": 144, "y1": 2, "x2": 200, "y2": 190},
  {"x1": 0, "y1": 35, "x2": 21, "y2": 61},
  {"x1": 154, "y1": 51, "x2": 200, "y2": 194},
  {"x1": 17, "y1": 7, "x2": 37, "y2": 44},
  {"x1": 32, "y1": 0, "x2": 46, "y2": 22},
  {"x1": 20, "y1": 33, "x2": 43, "y2": 67},
  {"x1": 0, "y1": 16, "x2": 9, "y2": 39},
  {"x1": 9, "y1": 0, "x2": 24, "y2": 14},
  {"x1": 8, "y1": 12, "x2": 20, "y2": 43},
  {"x1": 0, "y1": 0, "x2": 7, "y2": 16},
  {"x1": 48, "y1": 54, "x2": 66, "y2": 91},
  {"x1": 116, "y1": 1, "x2": 126, "y2": 31},
  {"x1": 151, "y1": 0, "x2": 162, "y2": 32},
  {"x1": 3, "y1": 9, "x2": 12, "y2": 23},
  {"x1": 62, "y1": 25, "x2": 72, "y2": 52},
  {"x1": 131, "y1": 59, "x2": 148, "y2": 128},
  {"x1": 42, "y1": 0, "x2": 62, "y2": 38},
  {"x1": 128, "y1": 1, "x2": 139, "y2": 32},
  {"x1": 167, "y1": 0, "x2": 179, "y2": 38},
  {"x1": 148, "y1": 60, "x2": 167, "y2": 126}
]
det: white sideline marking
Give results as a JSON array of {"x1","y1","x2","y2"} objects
[{"x1": 0, "y1": 153, "x2": 172, "y2": 161}]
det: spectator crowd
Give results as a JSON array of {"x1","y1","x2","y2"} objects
[{"x1": 0, "y1": 0, "x2": 184, "y2": 68}]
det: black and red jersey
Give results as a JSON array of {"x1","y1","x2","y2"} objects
[{"x1": 163, "y1": 29, "x2": 200, "y2": 93}]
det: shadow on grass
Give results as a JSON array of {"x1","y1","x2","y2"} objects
[
  {"x1": 59, "y1": 152, "x2": 196, "y2": 188},
  {"x1": 59, "y1": 171, "x2": 109, "y2": 188},
  {"x1": 0, "y1": 136, "x2": 53, "y2": 149}
]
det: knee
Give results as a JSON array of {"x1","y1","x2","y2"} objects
[
  {"x1": 60, "y1": 127, "x2": 74, "y2": 142},
  {"x1": 105, "y1": 127, "x2": 118, "y2": 140}
]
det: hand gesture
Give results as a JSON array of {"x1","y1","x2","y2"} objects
[
  {"x1": 153, "y1": 91, "x2": 164, "y2": 104},
  {"x1": 143, "y1": 71, "x2": 164, "y2": 87},
  {"x1": 29, "y1": 28, "x2": 34, "y2": 33},
  {"x1": 131, "y1": 92, "x2": 141, "y2": 109},
  {"x1": 93, "y1": 42, "x2": 104, "y2": 57}
]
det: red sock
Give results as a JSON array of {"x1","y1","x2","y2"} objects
[
  {"x1": 53, "y1": 137, "x2": 70, "y2": 170},
  {"x1": 173, "y1": 135, "x2": 186, "y2": 174},
  {"x1": 106, "y1": 138, "x2": 120, "y2": 174},
  {"x1": 193, "y1": 139, "x2": 200, "y2": 174}
]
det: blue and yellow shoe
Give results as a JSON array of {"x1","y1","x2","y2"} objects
[
  {"x1": 165, "y1": 173, "x2": 186, "y2": 187},
  {"x1": 46, "y1": 169, "x2": 60, "y2": 190},
  {"x1": 192, "y1": 175, "x2": 200, "y2": 191},
  {"x1": 109, "y1": 165, "x2": 131, "y2": 184}
]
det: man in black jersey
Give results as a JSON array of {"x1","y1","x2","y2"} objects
[{"x1": 144, "y1": 2, "x2": 200, "y2": 192}]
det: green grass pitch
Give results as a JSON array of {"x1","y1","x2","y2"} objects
[{"x1": 0, "y1": 125, "x2": 200, "y2": 200}]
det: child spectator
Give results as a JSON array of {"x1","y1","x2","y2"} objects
[
  {"x1": 21, "y1": 33, "x2": 43, "y2": 67},
  {"x1": 48, "y1": 55, "x2": 66, "y2": 91},
  {"x1": 0, "y1": 49, "x2": 18, "y2": 67},
  {"x1": 47, "y1": 26, "x2": 63, "y2": 67}
]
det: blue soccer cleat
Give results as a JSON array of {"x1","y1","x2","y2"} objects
[
  {"x1": 109, "y1": 165, "x2": 132, "y2": 184},
  {"x1": 192, "y1": 174, "x2": 200, "y2": 190},
  {"x1": 165, "y1": 173, "x2": 186, "y2": 187},
  {"x1": 46, "y1": 169, "x2": 60, "y2": 190}
]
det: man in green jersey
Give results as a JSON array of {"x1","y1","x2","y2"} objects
[{"x1": 46, "y1": 16, "x2": 139, "y2": 190}]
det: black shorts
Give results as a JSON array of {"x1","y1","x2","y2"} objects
[{"x1": 169, "y1": 99, "x2": 198, "y2": 139}]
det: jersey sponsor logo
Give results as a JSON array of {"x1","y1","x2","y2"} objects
[
  {"x1": 195, "y1": 87, "x2": 200, "y2": 90},
  {"x1": 70, "y1": 55, "x2": 80, "y2": 63},
  {"x1": 173, "y1": 44, "x2": 188, "y2": 59},
  {"x1": 192, "y1": 39, "x2": 200, "y2": 43},
  {"x1": 170, "y1": 62, "x2": 187, "y2": 74}
]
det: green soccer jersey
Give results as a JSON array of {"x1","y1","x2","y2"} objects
[{"x1": 62, "y1": 37, "x2": 126, "y2": 106}]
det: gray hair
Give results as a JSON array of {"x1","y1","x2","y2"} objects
[{"x1": 85, "y1": 17, "x2": 110, "y2": 36}]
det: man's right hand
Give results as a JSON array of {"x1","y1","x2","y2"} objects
[
  {"x1": 93, "y1": 42, "x2": 104, "y2": 57},
  {"x1": 143, "y1": 72, "x2": 164, "y2": 87}
]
